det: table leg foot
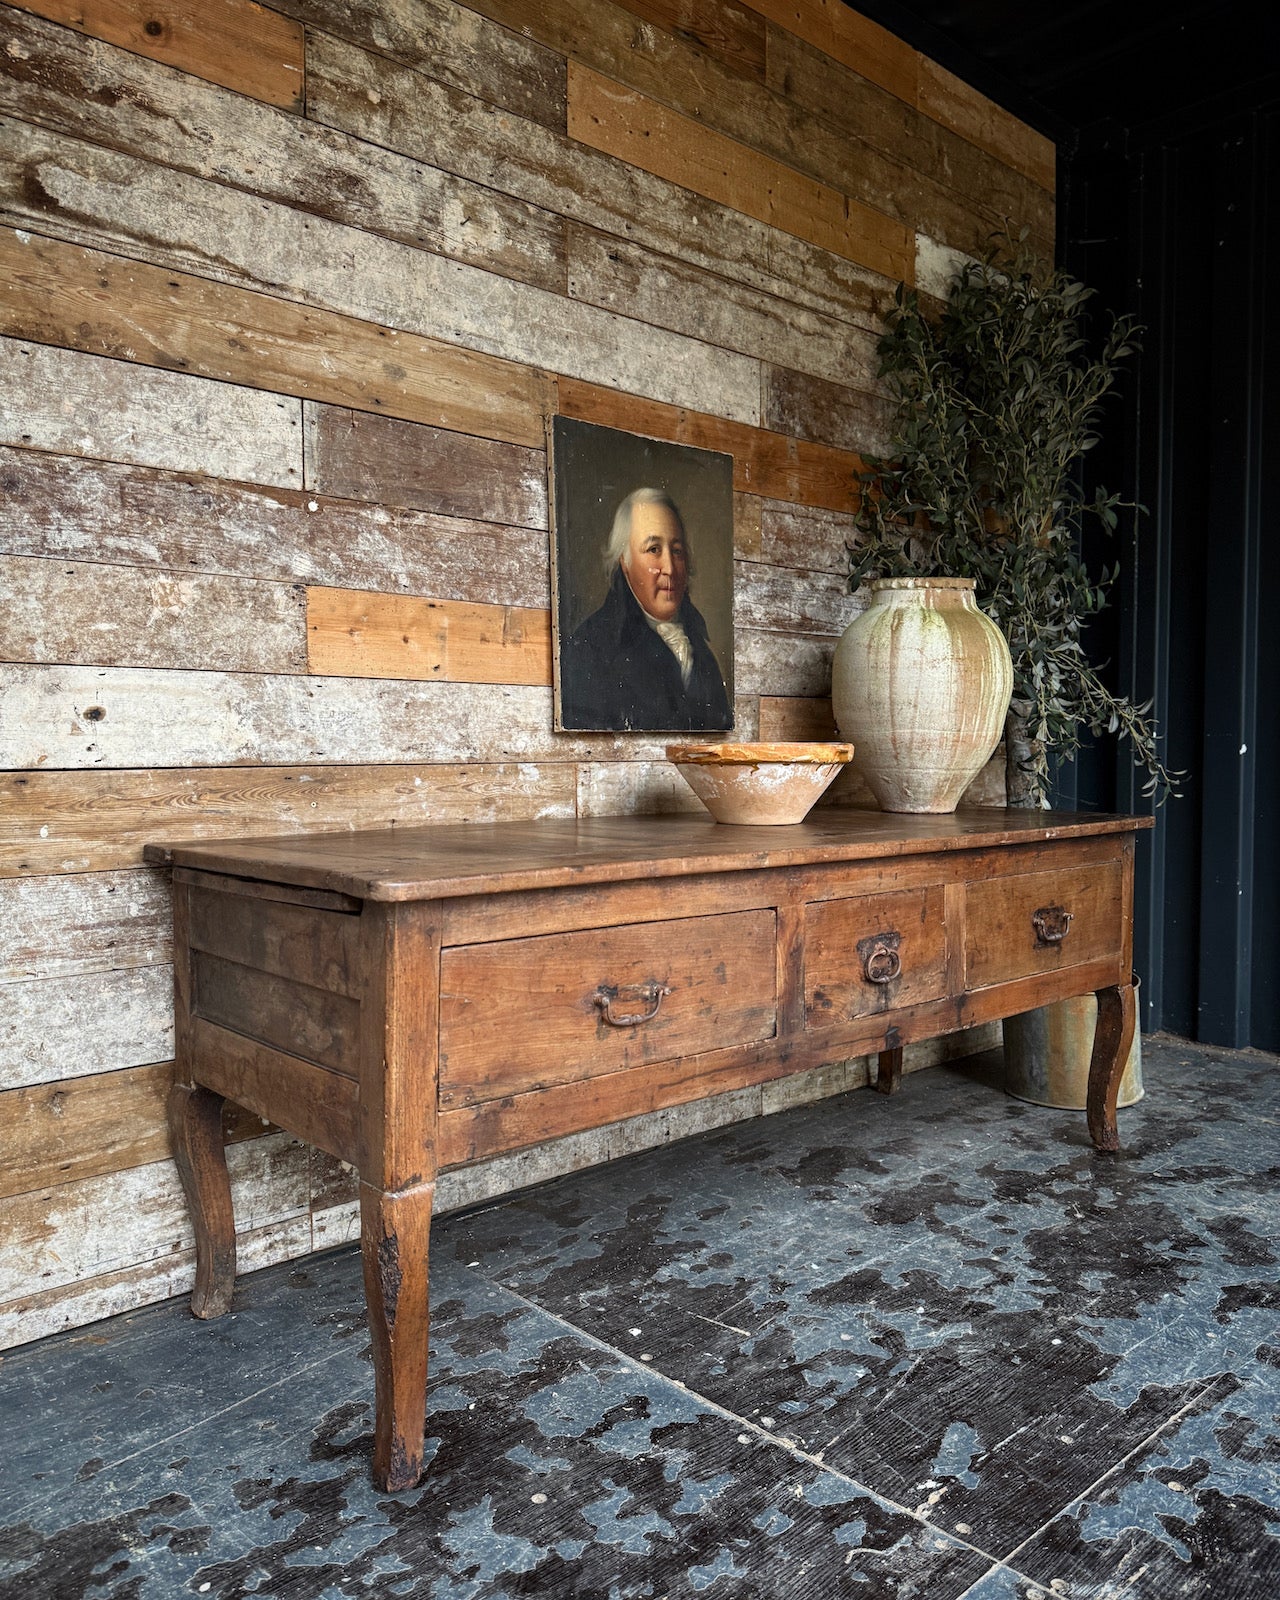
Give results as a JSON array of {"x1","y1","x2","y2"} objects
[
  {"x1": 875, "y1": 1047, "x2": 904, "y2": 1095},
  {"x1": 361, "y1": 1179, "x2": 434, "y2": 1493},
  {"x1": 1087, "y1": 981, "x2": 1137, "y2": 1153},
  {"x1": 168, "y1": 1082, "x2": 236, "y2": 1318}
]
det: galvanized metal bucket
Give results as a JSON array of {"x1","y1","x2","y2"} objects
[{"x1": 1002, "y1": 980, "x2": 1144, "y2": 1109}]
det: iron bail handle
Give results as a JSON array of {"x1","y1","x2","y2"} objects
[
  {"x1": 1033, "y1": 904, "x2": 1074, "y2": 945},
  {"x1": 857, "y1": 931, "x2": 902, "y2": 985},
  {"x1": 594, "y1": 981, "x2": 672, "y2": 1028}
]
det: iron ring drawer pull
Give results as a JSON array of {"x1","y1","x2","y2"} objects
[
  {"x1": 858, "y1": 931, "x2": 902, "y2": 985},
  {"x1": 1033, "y1": 905, "x2": 1074, "y2": 945},
  {"x1": 594, "y1": 981, "x2": 671, "y2": 1027}
]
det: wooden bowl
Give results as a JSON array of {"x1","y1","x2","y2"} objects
[{"x1": 665, "y1": 742, "x2": 854, "y2": 825}]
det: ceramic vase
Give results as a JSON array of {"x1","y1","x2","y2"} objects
[{"x1": 832, "y1": 577, "x2": 1013, "y2": 814}]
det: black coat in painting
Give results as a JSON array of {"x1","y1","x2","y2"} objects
[{"x1": 559, "y1": 565, "x2": 733, "y2": 732}]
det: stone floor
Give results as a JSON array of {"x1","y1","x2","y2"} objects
[{"x1": 2, "y1": 1037, "x2": 1278, "y2": 1599}]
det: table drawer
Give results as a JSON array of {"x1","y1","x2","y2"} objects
[
  {"x1": 965, "y1": 860, "x2": 1124, "y2": 989},
  {"x1": 805, "y1": 886, "x2": 949, "y2": 1025},
  {"x1": 439, "y1": 908, "x2": 777, "y2": 1105}
]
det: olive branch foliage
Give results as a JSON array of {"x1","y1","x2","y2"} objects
[{"x1": 850, "y1": 232, "x2": 1181, "y2": 807}]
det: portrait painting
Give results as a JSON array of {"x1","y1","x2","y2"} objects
[{"x1": 551, "y1": 416, "x2": 735, "y2": 733}]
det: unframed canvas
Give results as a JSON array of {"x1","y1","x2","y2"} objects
[{"x1": 551, "y1": 416, "x2": 735, "y2": 733}]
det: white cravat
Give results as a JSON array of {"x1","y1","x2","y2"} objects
[{"x1": 645, "y1": 614, "x2": 694, "y2": 686}]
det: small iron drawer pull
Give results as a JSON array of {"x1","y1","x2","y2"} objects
[
  {"x1": 594, "y1": 981, "x2": 671, "y2": 1027},
  {"x1": 1032, "y1": 905, "x2": 1074, "y2": 945},
  {"x1": 857, "y1": 931, "x2": 902, "y2": 985}
]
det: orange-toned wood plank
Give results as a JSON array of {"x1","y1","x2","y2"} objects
[
  {"x1": 12, "y1": 0, "x2": 305, "y2": 110},
  {"x1": 757, "y1": 695, "x2": 837, "y2": 741},
  {"x1": 558, "y1": 377, "x2": 865, "y2": 514},
  {"x1": 306, "y1": 587, "x2": 553, "y2": 686},
  {"x1": 918, "y1": 58, "x2": 1056, "y2": 194},
  {"x1": 742, "y1": 0, "x2": 918, "y2": 102},
  {"x1": 567, "y1": 63, "x2": 913, "y2": 282},
  {"x1": 0, "y1": 229, "x2": 553, "y2": 450}
]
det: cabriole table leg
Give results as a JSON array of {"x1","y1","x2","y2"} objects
[
  {"x1": 361, "y1": 1178, "x2": 435, "y2": 1493},
  {"x1": 168, "y1": 1081, "x2": 236, "y2": 1319},
  {"x1": 1086, "y1": 981, "x2": 1137, "y2": 1152}
]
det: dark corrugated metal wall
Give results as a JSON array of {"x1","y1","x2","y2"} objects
[{"x1": 1062, "y1": 103, "x2": 1278, "y2": 1049}]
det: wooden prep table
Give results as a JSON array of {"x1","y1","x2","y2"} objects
[{"x1": 145, "y1": 808, "x2": 1150, "y2": 1491}]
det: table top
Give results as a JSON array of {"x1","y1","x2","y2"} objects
[{"x1": 144, "y1": 807, "x2": 1152, "y2": 903}]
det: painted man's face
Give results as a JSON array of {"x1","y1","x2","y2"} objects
[{"x1": 623, "y1": 501, "x2": 688, "y2": 623}]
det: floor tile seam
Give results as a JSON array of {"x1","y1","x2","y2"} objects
[
  {"x1": 952, "y1": 1559, "x2": 1054, "y2": 1600},
  {"x1": 493, "y1": 1278, "x2": 1015, "y2": 1572},
  {"x1": 1, "y1": 1336, "x2": 361, "y2": 1527},
  {"x1": 991, "y1": 1370, "x2": 1232, "y2": 1577}
]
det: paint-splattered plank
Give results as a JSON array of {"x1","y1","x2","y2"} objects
[
  {"x1": 565, "y1": 224, "x2": 885, "y2": 386},
  {"x1": 0, "y1": 448, "x2": 552, "y2": 607},
  {"x1": 0, "y1": 869, "x2": 170, "y2": 981},
  {"x1": 11, "y1": 0, "x2": 305, "y2": 108},
  {"x1": 0, "y1": 555, "x2": 307, "y2": 674},
  {"x1": 0, "y1": 229, "x2": 553, "y2": 449},
  {"x1": 567, "y1": 63, "x2": 914, "y2": 280},
  {"x1": 270, "y1": 0, "x2": 568, "y2": 129},
  {"x1": 0, "y1": 763, "x2": 578, "y2": 879},
  {"x1": 762, "y1": 364, "x2": 891, "y2": 455},
  {"x1": 0, "y1": 7, "x2": 568, "y2": 295},
  {"x1": 306, "y1": 588, "x2": 553, "y2": 687},
  {"x1": 557, "y1": 378, "x2": 864, "y2": 513},
  {"x1": 0, "y1": 1061, "x2": 273, "y2": 1200},
  {"x1": 0, "y1": 666, "x2": 673, "y2": 770},
  {"x1": 0, "y1": 339, "x2": 301, "y2": 484},
  {"x1": 0, "y1": 966, "x2": 173, "y2": 1090},
  {"x1": 304, "y1": 30, "x2": 894, "y2": 332},
  {"x1": 0, "y1": 1132, "x2": 309, "y2": 1302},
  {"x1": 0, "y1": 123, "x2": 761, "y2": 426},
  {"x1": 304, "y1": 406, "x2": 548, "y2": 529}
]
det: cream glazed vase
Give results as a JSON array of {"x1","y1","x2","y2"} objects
[{"x1": 832, "y1": 577, "x2": 1013, "y2": 813}]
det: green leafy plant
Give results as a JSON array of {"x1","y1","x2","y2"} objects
[{"x1": 851, "y1": 231, "x2": 1180, "y2": 807}]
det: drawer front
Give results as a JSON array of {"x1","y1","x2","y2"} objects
[
  {"x1": 965, "y1": 860, "x2": 1124, "y2": 989},
  {"x1": 805, "y1": 886, "x2": 949, "y2": 1025},
  {"x1": 439, "y1": 908, "x2": 777, "y2": 1105}
]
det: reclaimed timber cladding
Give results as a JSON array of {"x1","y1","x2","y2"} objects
[{"x1": 0, "y1": 0, "x2": 1052, "y2": 1347}]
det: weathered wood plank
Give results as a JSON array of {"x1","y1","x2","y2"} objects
[
  {"x1": 11, "y1": 0, "x2": 306, "y2": 109},
  {"x1": 0, "y1": 338, "x2": 301, "y2": 484},
  {"x1": 567, "y1": 62, "x2": 914, "y2": 281},
  {"x1": 0, "y1": 868, "x2": 169, "y2": 981},
  {"x1": 557, "y1": 378, "x2": 864, "y2": 513},
  {"x1": 762, "y1": 364, "x2": 892, "y2": 455},
  {"x1": 759, "y1": 498, "x2": 859, "y2": 574},
  {"x1": 576, "y1": 761, "x2": 705, "y2": 817},
  {"x1": 734, "y1": 558, "x2": 860, "y2": 637},
  {"x1": 917, "y1": 56, "x2": 1056, "y2": 194},
  {"x1": 0, "y1": 119, "x2": 760, "y2": 425},
  {"x1": 0, "y1": 7, "x2": 568, "y2": 294},
  {"x1": 304, "y1": 406, "x2": 548, "y2": 529},
  {"x1": 0, "y1": 448, "x2": 552, "y2": 607},
  {"x1": 736, "y1": 627, "x2": 835, "y2": 696},
  {"x1": 734, "y1": 492, "x2": 763, "y2": 559},
  {"x1": 0, "y1": 1131, "x2": 309, "y2": 1302},
  {"x1": 303, "y1": 28, "x2": 895, "y2": 332},
  {"x1": 609, "y1": 0, "x2": 767, "y2": 81},
  {"x1": 765, "y1": 25, "x2": 1054, "y2": 251},
  {"x1": 0, "y1": 763, "x2": 578, "y2": 878},
  {"x1": 0, "y1": 554, "x2": 307, "y2": 673},
  {"x1": 0, "y1": 1061, "x2": 273, "y2": 1200},
  {"x1": 0, "y1": 228, "x2": 554, "y2": 449},
  {"x1": 738, "y1": 0, "x2": 919, "y2": 105},
  {"x1": 757, "y1": 694, "x2": 836, "y2": 741},
  {"x1": 0, "y1": 965, "x2": 173, "y2": 1090},
  {"x1": 0, "y1": 666, "x2": 679, "y2": 770},
  {"x1": 306, "y1": 588, "x2": 553, "y2": 687},
  {"x1": 0, "y1": 1208, "x2": 313, "y2": 1350},
  {"x1": 565, "y1": 223, "x2": 883, "y2": 387},
  {"x1": 269, "y1": 0, "x2": 568, "y2": 129}
]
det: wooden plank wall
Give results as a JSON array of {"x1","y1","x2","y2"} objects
[{"x1": 0, "y1": 0, "x2": 1052, "y2": 1347}]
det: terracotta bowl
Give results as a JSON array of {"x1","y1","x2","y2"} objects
[{"x1": 665, "y1": 742, "x2": 854, "y2": 825}]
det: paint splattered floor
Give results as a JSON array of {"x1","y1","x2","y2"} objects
[{"x1": 2, "y1": 1037, "x2": 1278, "y2": 1599}]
